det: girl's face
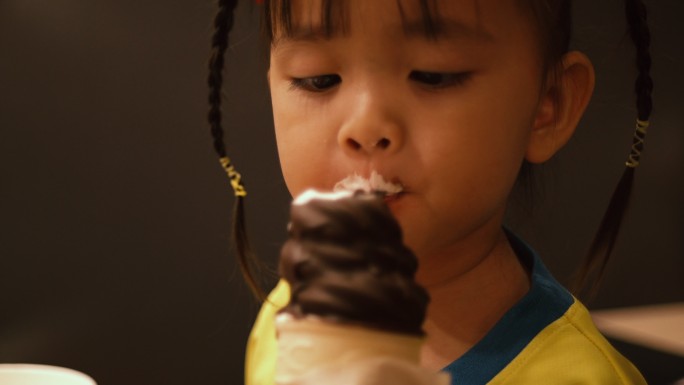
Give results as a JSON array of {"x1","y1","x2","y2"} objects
[{"x1": 269, "y1": 0, "x2": 547, "y2": 259}]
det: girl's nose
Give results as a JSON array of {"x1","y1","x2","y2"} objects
[{"x1": 337, "y1": 92, "x2": 404, "y2": 156}]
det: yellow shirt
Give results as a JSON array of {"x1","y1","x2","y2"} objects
[{"x1": 245, "y1": 279, "x2": 289, "y2": 385}]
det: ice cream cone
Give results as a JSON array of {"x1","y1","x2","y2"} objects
[
  {"x1": 275, "y1": 314, "x2": 424, "y2": 384},
  {"x1": 274, "y1": 190, "x2": 451, "y2": 385}
]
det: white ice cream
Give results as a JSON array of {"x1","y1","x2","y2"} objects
[{"x1": 293, "y1": 189, "x2": 354, "y2": 206}]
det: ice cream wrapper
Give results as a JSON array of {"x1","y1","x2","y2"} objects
[{"x1": 275, "y1": 315, "x2": 451, "y2": 385}]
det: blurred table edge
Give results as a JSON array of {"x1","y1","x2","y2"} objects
[{"x1": 591, "y1": 302, "x2": 684, "y2": 358}]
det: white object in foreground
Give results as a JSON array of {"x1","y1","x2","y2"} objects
[{"x1": 0, "y1": 364, "x2": 96, "y2": 385}]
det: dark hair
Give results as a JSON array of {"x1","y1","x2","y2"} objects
[
  {"x1": 208, "y1": 0, "x2": 653, "y2": 300},
  {"x1": 573, "y1": 0, "x2": 653, "y2": 298},
  {"x1": 208, "y1": 0, "x2": 266, "y2": 299}
]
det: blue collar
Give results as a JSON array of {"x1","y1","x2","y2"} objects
[{"x1": 442, "y1": 230, "x2": 574, "y2": 384}]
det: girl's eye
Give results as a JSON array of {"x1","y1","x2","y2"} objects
[
  {"x1": 409, "y1": 71, "x2": 471, "y2": 88},
  {"x1": 290, "y1": 74, "x2": 341, "y2": 92}
]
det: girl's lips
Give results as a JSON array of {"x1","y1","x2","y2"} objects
[
  {"x1": 333, "y1": 171, "x2": 404, "y2": 195},
  {"x1": 382, "y1": 191, "x2": 405, "y2": 204}
]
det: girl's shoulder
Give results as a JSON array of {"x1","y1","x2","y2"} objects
[
  {"x1": 445, "y1": 231, "x2": 646, "y2": 385},
  {"x1": 489, "y1": 298, "x2": 647, "y2": 385}
]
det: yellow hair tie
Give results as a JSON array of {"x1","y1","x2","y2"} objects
[
  {"x1": 625, "y1": 119, "x2": 649, "y2": 168},
  {"x1": 219, "y1": 157, "x2": 247, "y2": 197}
]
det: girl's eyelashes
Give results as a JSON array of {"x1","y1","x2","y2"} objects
[
  {"x1": 409, "y1": 71, "x2": 471, "y2": 89},
  {"x1": 287, "y1": 71, "x2": 470, "y2": 93},
  {"x1": 289, "y1": 74, "x2": 341, "y2": 92}
]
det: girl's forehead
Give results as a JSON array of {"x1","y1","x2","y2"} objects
[{"x1": 271, "y1": 0, "x2": 526, "y2": 44}]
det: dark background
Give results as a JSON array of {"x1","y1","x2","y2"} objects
[{"x1": 1, "y1": 1, "x2": 682, "y2": 384}]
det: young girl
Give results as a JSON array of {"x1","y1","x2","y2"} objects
[{"x1": 208, "y1": 0, "x2": 652, "y2": 384}]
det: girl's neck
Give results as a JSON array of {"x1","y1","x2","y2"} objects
[{"x1": 418, "y1": 227, "x2": 531, "y2": 370}]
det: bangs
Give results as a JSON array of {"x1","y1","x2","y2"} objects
[
  {"x1": 261, "y1": 0, "x2": 573, "y2": 78},
  {"x1": 263, "y1": 0, "x2": 444, "y2": 43}
]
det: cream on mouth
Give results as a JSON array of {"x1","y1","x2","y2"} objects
[{"x1": 333, "y1": 171, "x2": 404, "y2": 197}]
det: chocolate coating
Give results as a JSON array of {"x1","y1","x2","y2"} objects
[{"x1": 279, "y1": 192, "x2": 429, "y2": 336}]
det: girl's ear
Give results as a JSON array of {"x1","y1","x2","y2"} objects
[{"x1": 526, "y1": 51, "x2": 596, "y2": 164}]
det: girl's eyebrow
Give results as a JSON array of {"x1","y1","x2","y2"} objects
[
  {"x1": 401, "y1": 18, "x2": 495, "y2": 43},
  {"x1": 274, "y1": 27, "x2": 339, "y2": 44}
]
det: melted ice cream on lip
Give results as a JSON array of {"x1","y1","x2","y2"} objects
[{"x1": 333, "y1": 171, "x2": 403, "y2": 196}]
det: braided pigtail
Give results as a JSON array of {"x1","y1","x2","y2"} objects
[
  {"x1": 208, "y1": 0, "x2": 266, "y2": 300},
  {"x1": 573, "y1": 0, "x2": 653, "y2": 298}
]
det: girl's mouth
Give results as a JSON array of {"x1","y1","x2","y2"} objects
[
  {"x1": 333, "y1": 171, "x2": 404, "y2": 197},
  {"x1": 382, "y1": 190, "x2": 404, "y2": 204}
]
